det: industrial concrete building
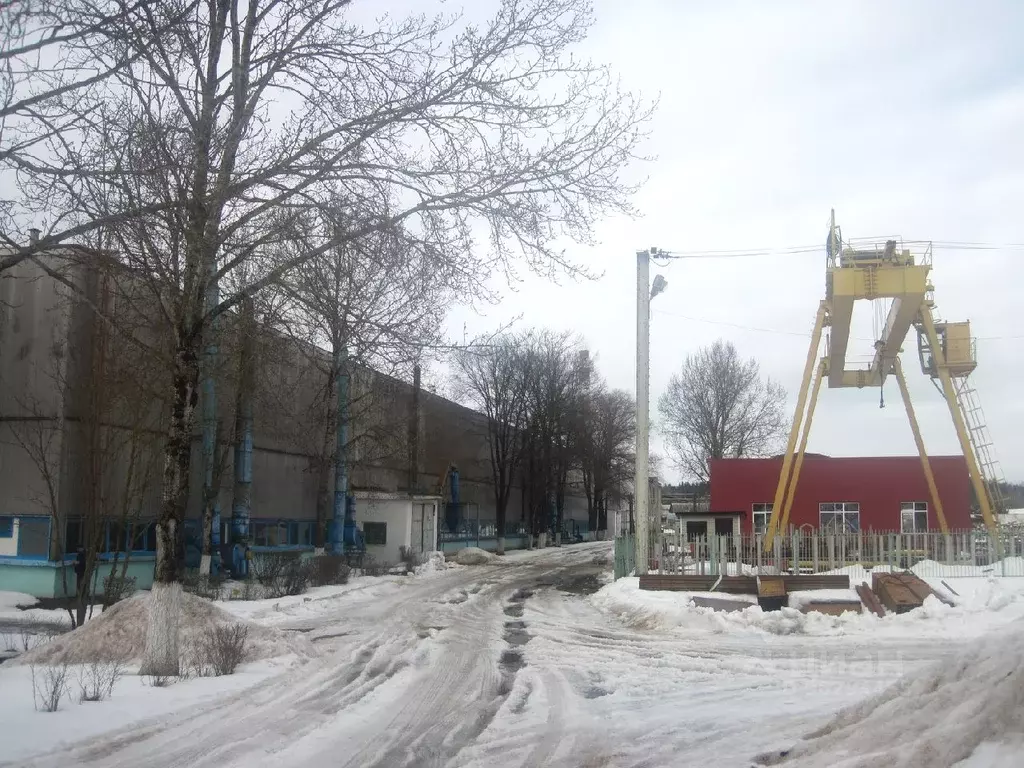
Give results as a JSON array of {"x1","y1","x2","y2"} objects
[{"x1": 0, "y1": 252, "x2": 597, "y2": 597}]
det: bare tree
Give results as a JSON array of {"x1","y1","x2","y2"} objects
[
  {"x1": 0, "y1": 1, "x2": 193, "y2": 268},
  {"x1": 1, "y1": 268, "x2": 161, "y2": 627},
  {"x1": 519, "y1": 330, "x2": 589, "y2": 544},
  {"x1": 453, "y1": 334, "x2": 532, "y2": 555},
  {"x1": 578, "y1": 385, "x2": 635, "y2": 535},
  {"x1": 15, "y1": 0, "x2": 651, "y2": 675},
  {"x1": 658, "y1": 339, "x2": 787, "y2": 482},
  {"x1": 275, "y1": 213, "x2": 452, "y2": 550}
]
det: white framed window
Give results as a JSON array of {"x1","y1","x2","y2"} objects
[
  {"x1": 819, "y1": 502, "x2": 860, "y2": 532},
  {"x1": 900, "y1": 501, "x2": 928, "y2": 533},
  {"x1": 751, "y1": 503, "x2": 773, "y2": 535}
]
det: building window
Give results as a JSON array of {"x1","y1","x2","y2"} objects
[
  {"x1": 0, "y1": 516, "x2": 13, "y2": 538},
  {"x1": 900, "y1": 502, "x2": 928, "y2": 534},
  {"x1": 819, "y1": 502, "x2": 860, "y2": 532},
  {"x1": 131, "y1": 522, "x2": 157, "y2": 552},
  {"x1": 363, "y1": 522, "x2": 387, "y2": 546},
  {"x1": 16, "y1": 517, "x2": 50, "y2": 557},
  {"x1": 751, "y1": 503, "x2": 773, "y2": 534}
]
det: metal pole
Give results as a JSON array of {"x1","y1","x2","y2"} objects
[
  {"x1": 330, "y1": 342, "x2": 349, "y2": 555},
  {"x1": 635, "y1": 249, "x2": 651, "y2": 576}
]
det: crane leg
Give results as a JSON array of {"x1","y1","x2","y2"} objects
[
  {"x1": 919, "y1": 308, "x2": 997, "y2": 533},
  {"x1": 778, "y1": 359, "x2": 826, "y2": 533},
  {"x1": 893, "y1": 357, "x2": 948, "y2": 533},
  {"x1": 765, "y1": 301, "x2": 828, "y2": 551}
]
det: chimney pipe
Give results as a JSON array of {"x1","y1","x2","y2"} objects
[{"x1": 28, "y1": 228, "x2": 40, "y2": 246}]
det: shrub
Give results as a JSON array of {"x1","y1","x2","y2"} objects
[
  {"x1": 31, "y1": 663, "x2": 71, "y2": 712},
  {"x1": 182, "y1": 570, "x2": 226, "y2": 600},
  {"x1": 281, "y1": 557, "x2": 311, "y2": 597},
  {"x1": 250, "y1": 552, "x2": 291, "y2": 596},
  {"x1": 143, "y1": 674, "x2": 173, "y2": 688},
  {"x1": 308, "y1": 555, "x2": 350, "y2": 587},
  {"x1": 360, "y1": 555, "x2": 388, "y2": 577},
  {"x1": 102, "y1": 574, "x2": 137, "y2": 608},
  {"x1": 77, "y1": 659, "x2": 126, "y2": 702},
  {"x1": 398, "y1": 546, "x2": 420, "y2": 574},
  {"x1": 185, "y1": 623, "x2": 249, "y2": 677}
]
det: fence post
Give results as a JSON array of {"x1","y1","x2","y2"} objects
[
  {"x1": 944, "y1": 533, "x2": 952, "y2": 566},
  {"x1": 827, "y1": 533, "x2": 835, "y2": 571},
  {"x1": 773, "y1": 533, "x2": 782, "y2": 575},
  {"x1": 756, "y1": 533, "x2": 763, "y2": 573}
]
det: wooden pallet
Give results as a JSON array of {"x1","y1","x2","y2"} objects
[{"x1": 856, "y1": 582, "x2": 887, "y2": 617}]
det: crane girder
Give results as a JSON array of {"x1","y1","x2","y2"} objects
[{"x1": 762, "y1": 211, "x2": 1001, "y2": 553}]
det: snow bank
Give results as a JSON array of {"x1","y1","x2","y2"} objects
[
  {"x1": 788, "y1": 589, "x2": 862, "y2": 611},
  {"x1": 592, "y1": 575, "x2": 1024, "y2": 637},
  {"x1": 455, "y1": 547, "x2": 496, "y2": 565},
  {"x1": 15, "y1": 591, "x2": 315, "y2": 666},
  {"x1": 0, "y1": 590, "x2": 38, "y2": 612},
  {"x1": 759, "y1": 619, "x2": 1024, "y2": 767},
  {"x1": 415, "y1": 551, "x2": 449, "y2": 575}
]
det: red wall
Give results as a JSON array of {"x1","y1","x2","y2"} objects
[{"x1": 709, "y1": 455, "x2": 972, "y2": 532}]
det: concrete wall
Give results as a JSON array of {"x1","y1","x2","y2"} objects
[
  {"x1": 0, "y1": 556, "x2": 155, "y2": 599},
  {"x1": 0, "y1": 255, "x2": 597, "y2": 570}
]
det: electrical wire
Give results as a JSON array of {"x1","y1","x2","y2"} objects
[
  {"x1": 646, "y1": 239, "x2": 1024, "y2": 262},
  {"x1": 650, "y1": 308, "x2": 1024, "y2": 343}
]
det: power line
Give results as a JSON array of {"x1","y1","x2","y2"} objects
[
  {"x1": 650, "y1": 308, "x2": 1024, "y2": 343},
  {"x1": 645, "y1": 239, "x2": 1024, "y2": 264}
]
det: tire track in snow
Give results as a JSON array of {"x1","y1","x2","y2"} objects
[{"x1": 10, "y1": 544, "x2": 612, "y2": 768}]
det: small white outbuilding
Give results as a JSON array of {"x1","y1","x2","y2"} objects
[{"x1": 352, "y1": 491, "x2": 441, "y2": 565}]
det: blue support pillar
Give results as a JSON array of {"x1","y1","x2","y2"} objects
[
  {"x1": 329, "y1": 342, "x2": 349, "y2": 555},
  {"x1": 230, "y1": 297, "x2": 254, "y2": 578}
]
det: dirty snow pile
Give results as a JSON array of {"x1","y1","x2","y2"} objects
[
  {"x1": 590, "y1": 576, "x2": 1024, "y2": 637},
  {"x1": 415, "y1": 551, "x2": 450, "y2": 575},
  {"x1": 455, "y1": 547, "x2": 495, "y2": 566},
  {"x1": 757, "y1": 619, "x2": 1024, "y2": 767},
  {"x1": 15, "y1": 590, "x2": 315, "y2": 666}
]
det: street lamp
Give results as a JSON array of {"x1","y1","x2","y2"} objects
[{"x1": 635, "y1": 248, "x2": 666, "y2": 576}]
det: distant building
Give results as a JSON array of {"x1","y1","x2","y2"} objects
[{"x1": 708, "y1": 454, "x2": 972, "y2": 537}]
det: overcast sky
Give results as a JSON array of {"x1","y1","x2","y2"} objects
[{"x1": 421, "y1": 0, "x2": 1024, "y2": 485}]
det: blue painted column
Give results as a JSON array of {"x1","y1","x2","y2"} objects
[
  {"x1": 230, "y1": 297, "x2": 254, "y2": 578},
  {"x1": 329, "y1": 342, "x2": 349, "y2": 555}
]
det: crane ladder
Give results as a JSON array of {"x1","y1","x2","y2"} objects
[{"x1": 953, "y1": 376, "x2": 1008, "y2": 515}]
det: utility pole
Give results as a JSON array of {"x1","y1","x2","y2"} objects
[
  {"x1": 635, "y1": 249, "x2": 651, "y2": 576},
  {"x1": 634, "y1": 249, "x2": 668, "y2": 577}
]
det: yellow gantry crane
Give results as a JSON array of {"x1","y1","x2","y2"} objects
[{"x1": 764, "y1": 211, "x2": 1006, "y2": 550}]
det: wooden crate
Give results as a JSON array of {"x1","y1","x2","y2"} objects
[{"x1": 872, "y1": 572, "x2": 933, "y2": 614}]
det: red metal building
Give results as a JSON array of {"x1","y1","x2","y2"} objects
[{"x1": 709, "y1": 455, "x2": 972, "y2": 534}]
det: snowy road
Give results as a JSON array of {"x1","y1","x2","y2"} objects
[{"x1": 6, "y1": 543, "x2": 997, "y2": 768}]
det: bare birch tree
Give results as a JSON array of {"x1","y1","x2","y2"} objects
[
  {"x1": 0, "y1": 1, "x2": 195, "y2": 268},
  {"x1": 13, "y1": 0, "x2": 651, "y2": 674},
  {"x1": 658, "y1": 339, "x2": 787, "y2": 482}
]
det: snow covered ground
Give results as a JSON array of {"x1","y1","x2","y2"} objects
[{"x1": 1, "y1": 543, "x2": 1022, "y2": 767}]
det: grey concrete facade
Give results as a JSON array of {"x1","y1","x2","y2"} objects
[{"x1": 0, "y1": 253, "x2": 599, "y2": 570}]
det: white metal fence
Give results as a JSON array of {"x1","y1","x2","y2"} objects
[{"x1": 651, "y1": 526, "x2": 1024, "y2": 578}]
